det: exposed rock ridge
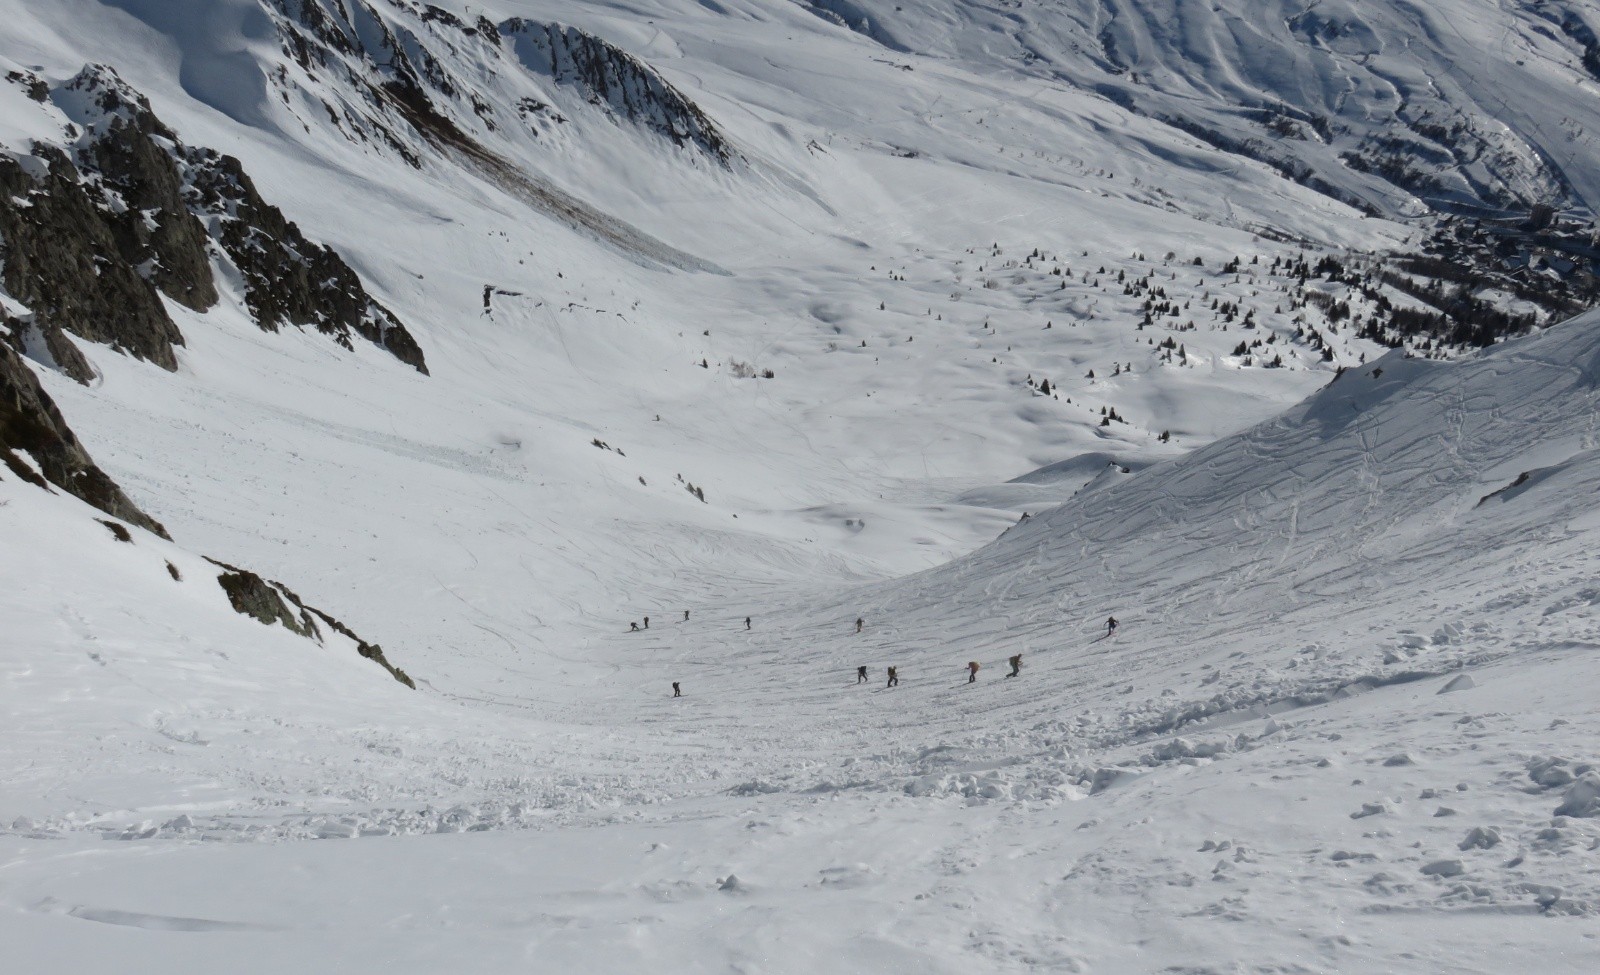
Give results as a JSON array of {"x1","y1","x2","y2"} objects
[
  {"x1": 267, "y1": 0, "x2": 736, "y2": 166},
  {"x1": 0, "y1": 65, "x2": 427, "y2": 382},
  {"x1": 62, "y1": 69, "x2": 219, "y2": 314},
  {"x1": 208, "y1": 557, "x2": 417, "y2": 688},
  {"x1": 180, "y1": 148, "x2": 428, "y2": 371},
  {"x1": 498, "y1": 20, "x2": 734, "y2": 164},
  {"x1": 0, "y1": 142, "x2": 189, "y2": 382},
  {"x1": 0, "y1": 338, "x2": 169, "y2": 538}
]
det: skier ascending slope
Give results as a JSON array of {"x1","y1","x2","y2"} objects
[
  {"x1": 745, "y1": 616, "x2": 752, "y2": 630},
  {"x1": 886, "y1": 666, "x2": 898, "y2": 687},
  {"x1": 672, "y1": 681, "x2": 682, "y2": 698},
  {"x1": 857, "y1": 665, "x2": 868, "y2": 684},
  {"x1": 855, "y1": 617, "x2": 864, "y2": 633},
  {"x1": 1106, "y1": 616, "x2": 1118, "y2": 638},
  {"x1": 1007, "y1": 653, "x2": 1022, "y2": 678},
  {"x1": 967, "y1": 661, "x2": 981, "y2": 683}
]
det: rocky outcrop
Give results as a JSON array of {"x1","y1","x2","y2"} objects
[
  {"x1": 267, "y1": 0, "x2": 735, "y2": 166},
  {"x1": 0, "y1": 338, "x2": 169, "y2": 537},
  {"x1": 2, "y1": 286, "x2": 414, "y2": 688},
  {"x1": 208, "y1": 557, "x2": 417, "y2": 688},
  {"x1": 304, "y1": 604, "x2": 417, "y2": 689},
  {"x1": 499, "y1": 21, "x2": 734, "y2": 164},
  {"x1": 210, "y1": 558, "x2": 323, "y2": 638},
  {"x1": 64, "y1": 70, "x2": 219, "y2": 313},
  {"x1": 0, "y1": 64, "x2": 422, "y2": 693},
  {"x1": 0, "y1": 357, "x2": 417, "y2": 689},
  {"x1": 0, "y1": 66, "x2": 427, "y2": 381},
  {"x1": 0, "y1": 148, "x2": 188, "y2": 382},
  {"x1": 183, "y1": 149, "x2": 429, "y2": 372}
]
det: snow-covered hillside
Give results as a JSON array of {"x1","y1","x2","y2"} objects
[
  {"x1": 3, "y1": 0, "x2": 1599, "y2": 971},
  {"x1": 801, "y1": 0, "x2": 1600, "y2": 215}
]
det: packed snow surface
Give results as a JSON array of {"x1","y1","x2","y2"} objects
[{"x1": 4, "y1": 0, "x2": 1600, "y2": 972}]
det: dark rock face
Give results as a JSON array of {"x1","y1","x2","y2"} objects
[
  {"x1": 0, "y1": 338, "x2": 169, "y2": 538},
  {"x1": 0, "y1": 65, "x2": 427, "y2": 381},
  {"x1": 184, "y1": 151, "x2": 429, "y2": 372},
  {"x1": 208, "y1": 557, "x2": 416, "y2": 688},
  {"x1": 66, "y1": 71, "x2": 219, "y2": 314},
  {"x1": 211, "y1": 559, "x2": 323, "y2": 638},
  {"x1": 5, "y1": 69, "x2": 48, "y2": 103},
  {"x1": 0, "y1": 148, "x2": 188, "y2": 381}
]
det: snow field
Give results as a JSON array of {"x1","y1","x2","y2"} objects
[{"x1": 3, "y1": 0, "x2": 1600, "y2": 971}]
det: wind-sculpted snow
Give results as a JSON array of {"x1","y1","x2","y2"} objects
[
  {"x1": 779, "y1": 314, "x2": 1600, "y2": 803},
  {"x1": 882, "y1": 311, "x2": 1600, "y2": 652}
]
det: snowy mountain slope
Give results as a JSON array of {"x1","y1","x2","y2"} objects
[
  {"x1": 0, "y1": 0, "x2": 1419, "y2": 685},
  {"x1": 3, "y1": 0, "x2": 1600, "y2": 971},
  {"x1": 786, "y1": 310, "x2": 1600, "y2": 737},
  {"x1": 801, "y1": 0, "x2": 1600, "y2": 215},
  {"x1": 0, "y1": 473, "x2": 426, "y2": 818},
  {"x1": 538, "y1": 312, "x2": 1600, "y2": 786},
  {"x1": 7, "y1": 313, "x2": 1600, "y2": 974}
]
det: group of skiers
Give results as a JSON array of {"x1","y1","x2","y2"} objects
[
  {"x1": 660, "y1": 615, "x2": 1120, "y2": 698},
  {"x1": 961, "y1": 654, "x2": 1022, "y2": 681},
  {"x1": 632, "y1": 612, "x2": 751, "y2": 633}
]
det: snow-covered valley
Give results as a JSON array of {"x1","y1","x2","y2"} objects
[{"x1": 3, "y1": 0, "x2": 1600, "y2": 971}]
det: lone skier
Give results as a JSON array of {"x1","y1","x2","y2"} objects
[
  {"x1": 857, "y1": 665, "x2": 869, "y2": 684},
  {"x1": 855, "y1": 617, "x2": 864, "y2": 633},
  {"x1": 644, "y1": 616, "x2": 650, "y2": 630},
  {"x1": 683, "y1": 610, "x2": 690, "y2": 621},
  {"x1": 886, "y1": 666, "x2": 898, "y2": 687},
  {"x1": 1105, "y1": 616, "x2": 1118, "y2": 638},
  {"x1": 672, "y1": 681, "x2": 682, "y2": 698},
  {"x1": 967, "y1": 661, "x2": 981, "y2": 683},
  {"x1": 744, "y1": 616, "x2": 752, "y2": 630},
  {"x1": 1007, "y1": 653, "x2": 1022, "y2": 678}
]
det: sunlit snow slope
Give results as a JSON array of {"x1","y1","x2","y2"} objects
[{"x1": 4, "y1": 0, "x2": 1600, "y2": 972}]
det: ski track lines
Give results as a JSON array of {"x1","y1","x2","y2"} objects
[{"x1": 5, "y1": 0, "x2": 1600, "y2": 971}]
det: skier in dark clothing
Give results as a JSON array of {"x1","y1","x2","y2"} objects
[
  {"x1": 855, "y1": 617, "x2": 864, "y2": 633},
  {"x1": 1007, "y1": 653, "x2": 1022, "y2": 677},
  {"x1": 672, "y1": 681, "x2": 681, "y2": 698},
  {"x1": 967, "y1": 661, "x2": 981, "y2": 683},
  {"x1": 684, "y1": 610, "x2": 690, "y2": 621},
  {"x1": 644, "y1": 616, "x2": 649, "y2": 629},
  {"x1": 630, "y1": 621, "x2": 639, "y2": 632},
  {"x1": 744, "y1": 616, "x2": 752, "y2": 630},
  {"x1": 857, "y1": 665, "x2": 869, "y2": 683},
  {"x1": 886, "y1": 666, "x2": 898, "y2": 687},
  {"x1": 1106, "y1": 616, "x2": 1118, "y2": 637}
]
